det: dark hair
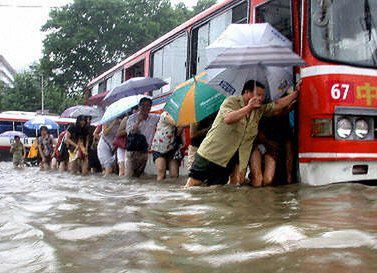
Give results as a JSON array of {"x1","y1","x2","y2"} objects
[
  {"x1": 139, "y1": 97, "x2": 152, "y2": 106},
  {"x1": 241, "y1": 80, "x2": 265, "y2": 94},
  {"x1": 14, "y1": 135, "x2": 20, "y2": 140},
  {"x1": 76, "y1": 115, "x2": 87, "y2": 126},
  {"x1": 40, "y1": 125, "x2": 48, "y2": 132}
]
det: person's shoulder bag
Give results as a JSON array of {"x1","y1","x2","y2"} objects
[{"x1": 126, "y1": 133, "x2": 148, "y2": 152}]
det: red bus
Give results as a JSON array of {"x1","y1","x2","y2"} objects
[{"x1": 85, "y1": 0, "x2": 377, "y2": 186}]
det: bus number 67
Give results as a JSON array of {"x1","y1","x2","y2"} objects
[{"x1": 331, "y1": 83, "x2": 350, "y2": 100}]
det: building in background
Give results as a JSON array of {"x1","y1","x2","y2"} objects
[{"x1": 0, "y1": 55, "x2": 16, "y2": 87}]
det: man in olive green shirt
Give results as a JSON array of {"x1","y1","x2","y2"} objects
[{"x1": 186, "y1": 80, "x2": 298, "y2": 187}]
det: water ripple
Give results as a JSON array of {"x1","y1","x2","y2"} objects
[{"x1": 0, "y1": 162, "x2": 376, "y2": 273}]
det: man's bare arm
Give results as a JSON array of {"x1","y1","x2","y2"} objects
[
  {"x1": 269, "y1": 91, "x2": 298, "y2": 116},
  {"x1": 224, "y1": 97, "x2": 261, "y2": 124},
  {"x1": 64, "y1": 131, "x2": 78, "y2": 148}
]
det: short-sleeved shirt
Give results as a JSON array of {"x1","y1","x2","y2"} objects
[
  {"x1": 151, "y1": 112, "x2": 176, "y2": 153},
  {"x1": 197, "y1": 96, "x2": 274, "y2": 171},
  {"x1": 126, "y1": 112, "x2": 160, "y2": 148}
]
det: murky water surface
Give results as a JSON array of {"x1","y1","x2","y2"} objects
[{"x1": 0, "y1": 162, "x2": 376, "y2": 273}]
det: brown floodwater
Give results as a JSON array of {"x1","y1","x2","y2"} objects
[{"x1": 0, "y1": 162, "x2": 376, "y2": 273}]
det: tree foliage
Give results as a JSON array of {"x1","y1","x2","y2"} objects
[
  {"x1": 40, "y1": 0, "x2": 217, "y2": 93},
  {"x1": 0, "y1": 64, "x2": 82, "y2": 114},
  {"x1": 1, "y1": 0, "x2": 217, "y2": 114},
  {"x1": 193, "y1": 0, "x2": 217, "y2": 15},
  {"x1": 0, "y1": 66, "x2": 41, "y2": 112}
]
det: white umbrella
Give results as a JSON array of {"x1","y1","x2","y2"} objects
[
  {"x1": 100, "y1": 95, "x2": 149, "y2": 125},
  {"x1": 207, "y1": 66, "x2": 293, "y2": 100},
  {"x1": 205, "y1": 23, "x2": 305, "y2": 69},
  {"x1": 103, "y1": 77, "x2": 166, "y2": 105}
]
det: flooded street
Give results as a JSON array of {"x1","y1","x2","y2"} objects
[{"x1": 0, "y1": 162, "x2": 376, "y2": 273}]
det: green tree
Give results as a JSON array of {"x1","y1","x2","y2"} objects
[
  {"x1": 1, "y1": 0, "x2": 216, "y2": 114},
  {"x1": 1, "y1": 67, "x2": 41, "y2": 112},
  {"x1": 0, "y1": 64, "x2": 82, "y2": 114},
  {"x1": 40, "y1": 0, "x2": 217, "y2": 94},
  {"x1": 192, "y1": 0, "x2": 217, "y2": 16},
  {"x1": 0, "y1": 81, "x2": 6, "y2": 111}
]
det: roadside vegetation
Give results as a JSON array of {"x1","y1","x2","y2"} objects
[{"x1": 0, "y1": 0, "x2": 216, "y2": 114}]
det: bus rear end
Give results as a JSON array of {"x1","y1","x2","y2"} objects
[{"x1": 298, "y1": 0, "x2": 377, "y2": 185}]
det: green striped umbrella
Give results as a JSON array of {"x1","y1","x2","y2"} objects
[{"x1": 164, "y1": 72, "x2": 226, "y2": 126}]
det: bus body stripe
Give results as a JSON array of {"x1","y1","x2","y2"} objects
[
  {"x1": 300, "y1": 65, "x2": 377, "y2": 78},
  {"x1": 299, "y1": 152, "x2": 377, "y2": 159}
]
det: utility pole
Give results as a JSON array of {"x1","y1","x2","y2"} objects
[{"x1": 41, "y1": 75, "x2": 44, "y2": 114}]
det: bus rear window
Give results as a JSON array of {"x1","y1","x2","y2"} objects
[{"x1": 310, "y1": 0, "x2": 377, "y2": 68}]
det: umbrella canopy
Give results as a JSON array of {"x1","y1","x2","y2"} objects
[
  {"x1": 24, "y1": 116, "x2": 59, "y2": 130},
  {"x1": 205, "y1": 23, "x2": 305, "y2": 69},
  {"x1": 61, "y1": 105, "x2": 103, "y2": 118},
  {"x1": 100, "y1": 95, "x2": 148, "y2": 125},
  {"x1": 164, "y1": 72, "x2": 226, "y2": 126},
  {"x1": 103, "y1": 77, "x2": 167, "y2": 105},
  {"x1": 0, "y1": 131, "x2": 27, "y2": 138},
  {"x1": 207, "y1": 66, "x2": 293, "y2": 100},
  {"x1": 87, "y1": 90, "x2": 109, "y2": 106}
]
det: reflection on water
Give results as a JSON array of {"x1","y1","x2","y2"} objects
[{"x1": 0, "y1": 162, "x2": 376, "y2": 273}]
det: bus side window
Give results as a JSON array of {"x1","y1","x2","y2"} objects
[
  {"x1": 232, "y1": 1, "x2": 248, "y2": 24},
  {"x1": 23, "y1": 128, "x2": 36, "y2": 137},
  {"x1": 98, "y1": 79, "x2": 107, "y2": 94},
  {"x1": 107, "y1": 69, "x2": 123, "y2": 91},
  {"x1": 255, "y1": 0, "x2": 293, "y2": 41},
  {"x1": 14, "y1": 122, "x2": 23, "y2": 132},
  {"x1": 125, "y1": 61, "x2": 145, "y2": 81},
  {"x1": 91, "y1": 84, "x2": 99, "y2": 96},
  {"x1": 0, "y1": 121, "x2": 13, "y2": 134},
  {"x1": 190, "y1": 1, "x2": 248, "y2": 77},
  {"x1": 151, "y1": 34, "x2": 188, "y2": 96}
]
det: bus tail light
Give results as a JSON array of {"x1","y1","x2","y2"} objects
[{"x1": 312, "y1": 118, "x2": 333, "y2": 137}]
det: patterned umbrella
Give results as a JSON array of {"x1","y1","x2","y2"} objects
[
  {"x1": 0, "y1": 131, "x2": 27, "y2": 138},
  {"x1": 103, "y1": 77, "x2": 167, "y2": 105},
  {"x1": 61, "y1": 105, "x2": 103, "y2": 118},
  {"x1": 207, "y1": 65, "x2": 293, "y2": 100},
  {"x1": 164, "y1": 72, "x2": 226, "y2": 126},
  {"x1": 24, "y1": 116, "x2": 59, "y2": 130}
]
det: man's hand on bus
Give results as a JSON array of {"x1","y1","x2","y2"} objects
[
  {"x1": 294, "y1": 79, "x2": 302, "y2": 92},
  {"x1": 270, "y1": 91, "x2": 298, "y2": 116}
]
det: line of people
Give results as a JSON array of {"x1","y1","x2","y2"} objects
[{"x1": 10, "y1": 80, "x2": 298, "y2": 187}]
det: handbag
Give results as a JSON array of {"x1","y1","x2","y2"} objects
[
  {"x1": 113, "y1": 135, "x2": 126, "y2": 149},
  {"x1": 126, "y1": 133, "x2": 148, "y2": 152}
]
